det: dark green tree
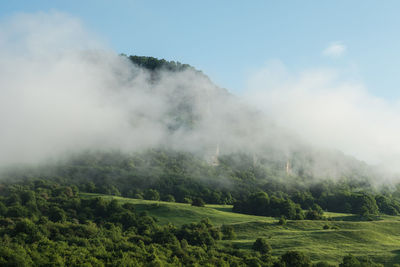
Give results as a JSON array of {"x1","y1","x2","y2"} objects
[
  {"x1": 339, "y1": 254, "x2": 360, "y2": 267},
  {"x1": 279, "y1": 251, "x2": 311, "y2": 267},
  {"x1": 252, "y1": 238, "x2": 271, "y2": 254},
  {"x1": 144, "y1": 189, "x2": 160, "y2": 201},
  {"x1": 221, "y1": 224, "x2": 236, "y2": 240},
  {"x1": 191, "y1": 197, "x2": 205, "y2": 207}
]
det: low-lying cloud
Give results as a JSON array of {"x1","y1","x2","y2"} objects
[
  {"x1": 1, "y1": 11, "x2": 400, "y2": 180},
  {"x1": 0, "y1": 12, "x2": 282, "y2": 167},
  {"x1": 244, "y1": 61, "x2": 400, "y2": 173}
]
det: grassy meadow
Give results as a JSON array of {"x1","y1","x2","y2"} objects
[{"x1": 81, "y1": 193, "x2": 400, "y2": 266}]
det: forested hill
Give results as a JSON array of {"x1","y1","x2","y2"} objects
[
  {"x1": 1, "y1": 55, "x2": 400, "y2": 266},
  {"x1": 1, "y1": 55, "x2": 398, "y2": 217},
  {"x1": 121, "y1": 55, "x2": 378, "y2": 182}
]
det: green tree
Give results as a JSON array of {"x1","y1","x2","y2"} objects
[
  {"x1": 48, "y1": 206, "x2": 66, "y2": 222},
  {"x1": 280, "y1": 251, "x2": 311, "y2": 267},
  {"x1": 221, "y1": 224, "x2": 236, "y2": 240},
  {"x1": 164, "y1": 195, "x2": 175, "y2": 202},
  {"x1": 278, "y1": 216, "x2": 287, "y2": 225},
  {"x1": 339, "y1": 254, "x2": 360, "y2": 267},
  {"x1": 252, "y1": 238, "x2": 271, "y2": 254},
  {"x1": 144, "y1": 189, "x2": 160, "y2": 201},
  {"x1": 191, "y1": 197, "x2": 205, "y2": 207}
]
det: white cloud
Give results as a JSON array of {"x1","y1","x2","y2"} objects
[
  {"x1": 322, "y1": 42, "x2": 347, "y2": 58},
  {"x1": 244, "y1": 61, "x2": 400, "y2": 173},
  {"x1": 0, "y1": 12, "x2": 284, "y2": 166}
]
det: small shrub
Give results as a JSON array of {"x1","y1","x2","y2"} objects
[
  {"x1": 183, "y1": 197, "x2": 192, "y2": 204},
  {"x1": 280, "y1": 251, "x2": 312, "y2": 267},
  {"x1": 144, "y1": 189, "x2": 160, "y2": 201},
  {"x1": 164, "y1": 195, "x2": 175, "y2": 202},
  {"x1": 191, "y1": 197, "x2": 205, "y2": 207},
  {"x1": 278, "y1": 216, "x2": 287, "y2": 225},
  {"x1": 133, "y1": 193, "x2": 144, "y2": 199},
  {"x1": 339, "y1": 254, "x2": 360, "y2": 267},
  {"x1": 252, "y1": 238, "x2": 271, "y2": 254},
  {"x1": 221, "y1": 225, "x2": 236, "y2": 240}
]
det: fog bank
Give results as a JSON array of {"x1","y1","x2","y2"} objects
[{"x1": 1, "y1": 12, "x2": 399, "y2": 180}]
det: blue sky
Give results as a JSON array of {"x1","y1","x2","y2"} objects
[{"x1": 1, "y1": 1, "x2": 400, "y2": 98}]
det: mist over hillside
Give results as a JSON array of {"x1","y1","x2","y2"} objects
[{"x1": 0, "y1": 12, "x2": 398, "y2": 186}]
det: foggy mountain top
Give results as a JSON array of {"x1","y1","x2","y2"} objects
[
  {"x1": 0, "y1": 12, "x2": 293, "y2": 166},
  {"x1": 1, "y1": 11, "x2": 400, "y2": 182}
]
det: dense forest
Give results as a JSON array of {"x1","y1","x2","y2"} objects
[
  {"x1": 5, "y1": 149, "x2": 399, "y2": 218},
  {"x1": 1, "y1": 55, "x2": 399, "y2": 266},
  {"x1": 0, "y1": 180, "x2": 386, "y2": 266}
]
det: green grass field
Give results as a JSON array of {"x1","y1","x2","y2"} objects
[{"x1": 81, "y1": 193, "x2": 400, "y2": 266}]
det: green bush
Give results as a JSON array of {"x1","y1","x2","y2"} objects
[
  {"x1": 252, "y1": 238, "x2": 271, "y2": 254},
  {"x1": 191, "y1": 197, "x2": 205, "y2": 207},
  {"x1": 221, "y1": 224, "x2": 236, "y2": 240}
]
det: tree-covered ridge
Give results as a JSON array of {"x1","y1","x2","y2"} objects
[
  {"x1": 4, "y1": 150, "x2": 400, "y2": 218},
  {"x1": 122, "y1": 55, "x2": 381, "y2": 185},
  {"x1": 127, "y1": 55, "x2": 196, "y2": 73},
  {"x1": 123, "y1": 54, "x2": 232, "y2": 133}
]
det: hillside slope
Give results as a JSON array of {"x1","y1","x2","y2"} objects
[{"x1": 86, "y1": 194, "x2": 400, "y2": 266}]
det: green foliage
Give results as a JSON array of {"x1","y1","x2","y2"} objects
[
  {"x1": 164, "y1": 194, "x2": 175, "y2": 202},
  {"x1": 278, "y1": 216, "x2": 287, "y2": 225},
  {"x1": 233, "y1": 191, "x2": 305, "y2": 220},
  {"x1": 5, "y1": 149, "x2": 398, "y2": 219},
  {"x1": 48, "y1": 206, "x2": 66, "y2": 222},
  {"x1": 375, "y1": 195, "x2": 400, "y2": 215},
  {"x1": 0, "y1": 202, "x2": 7, "y2": 216},
  {"x1": 0, "y1": 181, "x2": 280, "y2": 266},
  {"x1": 183, "y1": 197, "x2": 192, "y2": 204},
  {"x1": 279, "y1": 251, "x2": 312, "y2": 267},
  {"x1": 339, "y1": 254, "x2": 384, "y2": 267},
  {"x1": 144, "y1": 189, "x2": 160, "y2": 201},
  {"x1": 221, "y1": 224, "x2": 236, "y2": 240},
  {"x1": 0, "y1": 179, "x2": 395, "y2": 265},
  {"x1": 191, "y1": 197, "x2": 205, "y2": 207},
  {"x1": 252, "y1": 238, "x2": 271, "y2": 254},
  {"x1": 0, "y1": 244, "x2": 33, "y2": 266},
  {"x1": 339, "y1": 255, "x2": 360, "y2": 267},
  {"x1": 313, "y1": 262, "x2": 336, "y2": 267},
  {"x1": 128, "y1": 55, "x2": 194, "y2": 73},
  {"x1": 305, "y1": 204, "x2": 324, "y2": 220}
]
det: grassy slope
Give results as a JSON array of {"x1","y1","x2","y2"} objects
[{"x1": 81, "y1": 193, "x2": 400, "y2": 266}]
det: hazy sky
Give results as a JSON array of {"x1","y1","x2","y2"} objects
[{"x1": 2, "y1": 1, "x2": 400, "y2": 98}]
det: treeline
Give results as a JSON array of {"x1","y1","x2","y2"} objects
[
  {"x1": 127, "y1": 55, "x2": 195, "y2": 73},
  {"x1": 295, "y1": 185, "x2": 400, "y2": 216},
  {"x1": 4, "y1": 150, "x2": 400, "y2": 218},
  {"x1": 233, "y1": 192, "x2": 324, "y2": 220},
  {"x1": 5, "y1": 150, "x2": 237, "y2": 204},
  {"x1": 233, "y1": 189, "x2": 400, "y2": 219}
]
